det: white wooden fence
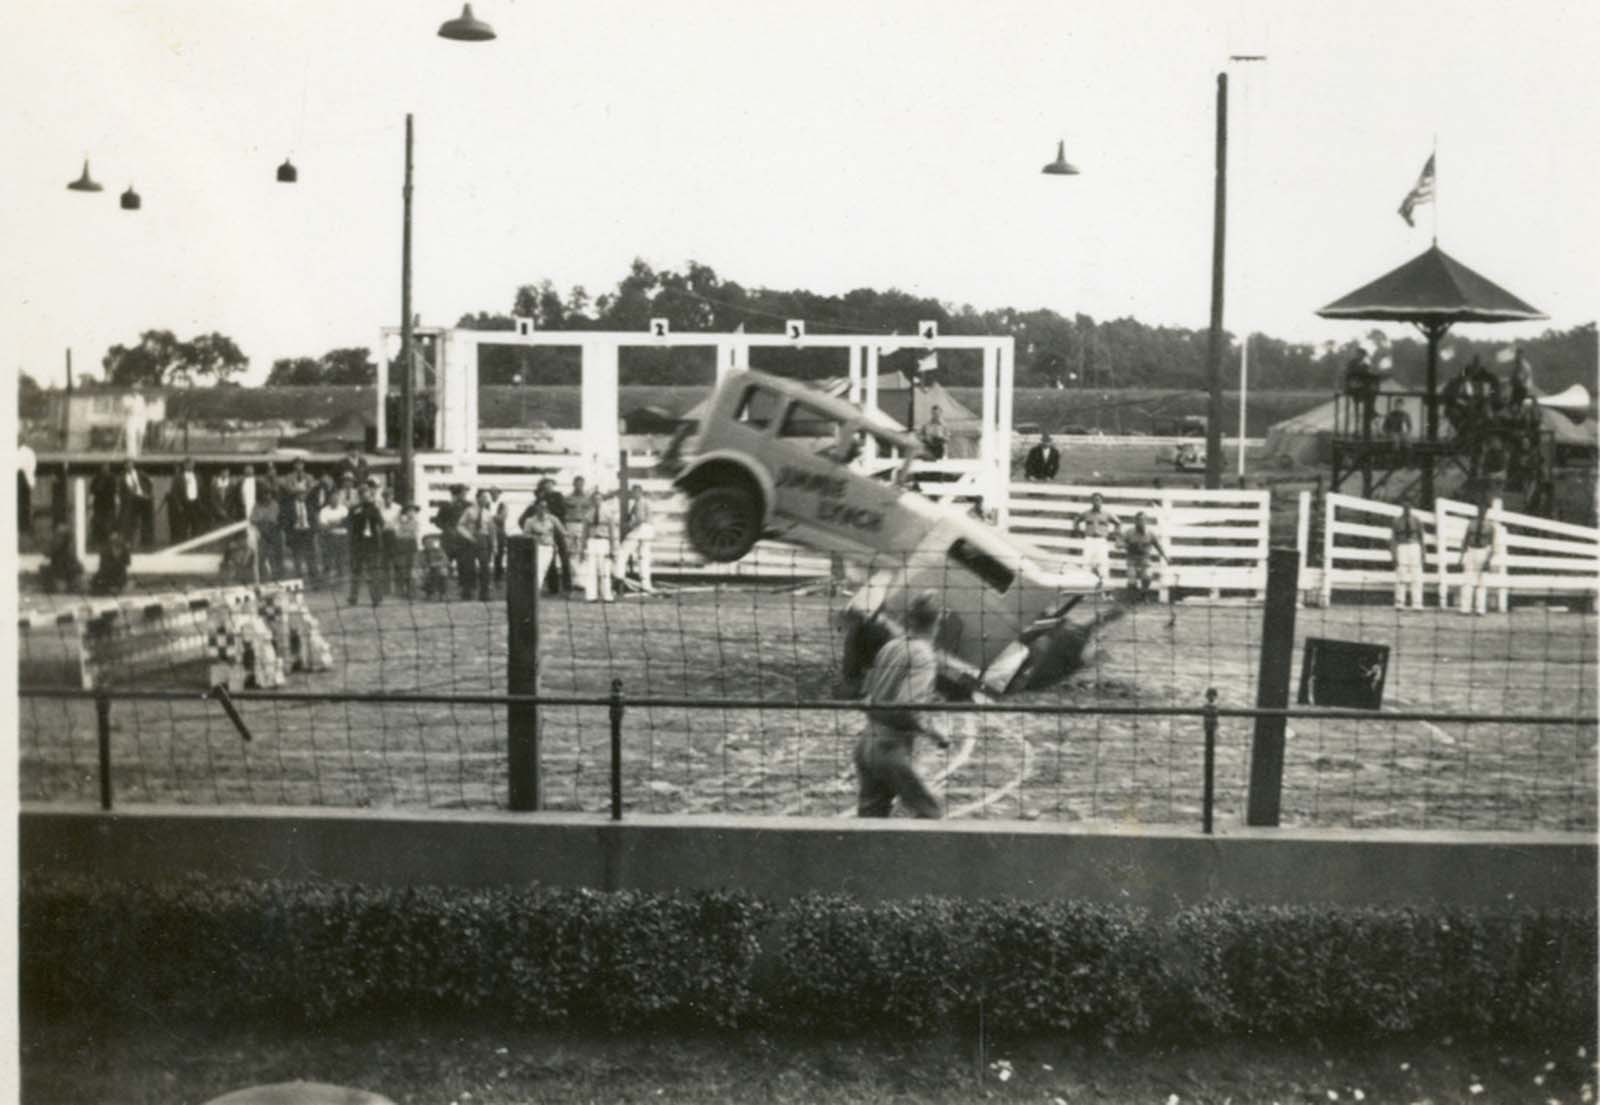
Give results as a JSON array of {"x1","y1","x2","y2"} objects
[{"x1": 1303, "y1": 491, "x2": 1599, "y2": 608}]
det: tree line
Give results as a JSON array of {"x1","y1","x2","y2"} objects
[{"x1": 41, "y1": 258, "x2": 1599, "y2": 397}]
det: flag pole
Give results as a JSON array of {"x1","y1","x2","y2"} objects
[{"x1": 1431, "y1": 134, "x2": 1438, "y2": 246}]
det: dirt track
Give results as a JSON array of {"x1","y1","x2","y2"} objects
[{"x1": 18, "y1": 584, "x2": 1596, "y2": 830}]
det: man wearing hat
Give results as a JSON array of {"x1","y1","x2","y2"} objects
[
  {"x1": 853, "y1": 590, "x2": 951, "y2": 819},
  {"x1": 346, "y1": 479, "x2": 387, "y2": 606}
]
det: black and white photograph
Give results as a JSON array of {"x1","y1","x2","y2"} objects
[{"x1": 5, "y1": 1, "x2": 1598, "y2": 1102}]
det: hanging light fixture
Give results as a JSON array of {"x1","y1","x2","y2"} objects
[
  {"x1": 67, "y1": 159, "x2": 104, "y2": 192},
  {"x1": 438, "y1": 3, "x2": 496, "y2": 41},
  {"x1": 1041, "y1": 139, "x2": 1080, "y2": 176},
  {"x1": 277, "y1": 157, "x2": 299, "y2": 183},
  {"x1": 120, "y1": 185, "x2": 141, "y2": 210}
]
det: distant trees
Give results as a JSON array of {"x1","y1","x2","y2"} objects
[
  {"x1": 102, "y1": 330, "x2": 248, "y2": 388},
  {"x1": 266, "y1": 346, "x2": 377, "y2": 387}
]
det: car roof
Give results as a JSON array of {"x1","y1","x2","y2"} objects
[{"x1": 722, "y1": 370, "x2": 923, "y2": 447}]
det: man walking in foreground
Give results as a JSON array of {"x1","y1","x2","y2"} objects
[{"x1": 854, "y1": 591, "x2": 950, "y2": 819}]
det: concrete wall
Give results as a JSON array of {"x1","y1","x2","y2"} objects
[{"x1": 21, "y1": 806, "x2": 1596, "y2": 913}]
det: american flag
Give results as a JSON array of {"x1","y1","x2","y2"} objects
[{"x1": 1398, "y1": 154, "x2": 1435, "y2": 227}]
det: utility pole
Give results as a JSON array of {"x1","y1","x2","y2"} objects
[
  {"x1": 1204, "y1": 72, "x2": 1228, "y2": 489},
  {"x1": 400, "y1": 113, "x2": 416, "y2": 503}
]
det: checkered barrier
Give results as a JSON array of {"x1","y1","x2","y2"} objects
[{"x1": 18, "y1": 579, "x2": 333, "y2": 691}]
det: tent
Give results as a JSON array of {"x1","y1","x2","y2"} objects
[{"x1": 279, "y1": 410, "x2": 375, "y2": 450}]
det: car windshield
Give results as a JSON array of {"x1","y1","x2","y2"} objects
[{"x1": 734, "y1": 385, "x2": 783, "y2": 429}]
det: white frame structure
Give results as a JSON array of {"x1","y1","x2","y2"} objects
[{"x1": 376, "y1": 325, "x2": 1018, "y2": 520}]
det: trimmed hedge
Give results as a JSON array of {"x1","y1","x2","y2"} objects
[{"x1": 21, "y1": 876, "x2": 1595, "y2": 1040}]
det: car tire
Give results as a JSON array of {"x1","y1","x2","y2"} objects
[{"x1": 685, "y1": 485, "x2": 762, "y2": 563}]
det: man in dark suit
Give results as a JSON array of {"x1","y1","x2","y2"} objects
[
  {"x1": 89, "y1": 463, "x2": 120, "y2": 550},
  {"x1": 207, "y1": 466, "x2": 247, "y2": 526},
  {"x1": 1024, "y1": 433, "x2": 1061, "y2": 481},
  {"x1": 116, "y1": 459, "x2": 152, "y2": 549}
]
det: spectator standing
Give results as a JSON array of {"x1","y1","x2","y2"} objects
[
  {"x1": 1457, "y1": 503, "x2": 1501, "y2": 616},
  {"x1": 455, "y1": 489, "x2": 494, "y2": 601},
  {"x1": 347, "y1": 480, "x2": 387, "y2": 606},
  {"x1": 1380, "y1": 401, "x2": 1414, "y2": 462},
  {"x1": 89, "y1": 463, "x2": 119, "y2": 550},
  {"x1": 564, "y1": 476, "x2": 589, "y2": 594},
  {"x1": 919, "y1": 405, "x2": 948, "y2": 461},
  {"x1": 318, "y1": 486, "x2": 350, "y2": 589},
  {"x1": 420, "y1": 533, "x2": 450, "y2": 599},
  {"x1": 1389, "y1": 504, "x2": 1425, "y2": 610},
  {"x1": 1072, "y1": 493, "x2": 1122, "y2": 588},
  {"x1": 519, "y1": 497, "x2": 568, "y2": 598},
  {"x1": 1024, "y1": 432, "x2": 1060, "y2": 481},
  {"x1": 251, "y1": 492, "x2": 281, "y2": 581},
  {"x1": 378, "y1": 484, "x2": 401, "y2": 593},
  {"x1": 90, "y1": 530, "x2": 132, "y2": 595},
  {"x1": 616, "y1": 485, "x2": 656, "y2": 591},
  {"x1": 208, "y1": 466, "x2": 245, "y2": 526},
  {"x1": 1119, "y1": 512, "x2": 1167, "y2": 600},
  {"x1": 280, "y1": 486, "x2": 317, "y2": 580},
  {"x1": 117, "y1": 459, "x2": 152, "y2": 549},
  {"x1": 434, "y1": 483, "x2": 470, "y2": 595},
  {"x1": 489, "y1": 486, "x2": 509, "y2": 584},
  {"x1": 39, "y1": 522, "x2": 83, "y2": 594},
  {"x1": 581, "y1": 486, "x2": 619, "y2": 603},
  {"x1": 284, "y1": 457, "x2": 314, "y2": 498},
  {"x1": 853, "y1": 591, "x2": 950, "y2": 819},
  {"x1": 17, "y1": 441, "x2": 36, "y2": 539},
  {"x1": 392, "y1": 503, "x2": 420, "y2": 599},
  {"x1": 171, "y1": 457, "x2": 203, "y2": 542},
  {"x1": 1343, "y1": 349, "x2": 1380, "y2": 438},
  {"x1": 337, "y1": 443, "x2": 370, "y2": 487}
]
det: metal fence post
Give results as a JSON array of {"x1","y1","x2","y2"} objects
[
  {"x1": 1202, "y1": 687, "x2": 1218, "y2": 834},
  {"x1": 506, "y1": 535, "x2": 542, "y2": 811},
  {"x1": 94, "y1": 690, "x2": 113, "y2": 811},
  {"x1": 609, "y1": 678, "x2": 625, "y2": 821},
  {"x1": 1247, "y1": 547, "x2": 1300, "y2": 826}
]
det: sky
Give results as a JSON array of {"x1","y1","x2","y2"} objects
[{"x1": 1, "y1": 0, "x2": 1596, "y2": 388}]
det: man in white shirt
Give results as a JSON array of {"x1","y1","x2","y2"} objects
[
  {"x1": 616, "y1": 485, "x2": 656, "y2": 592},
  {"x1": 582, "y1": 486, "x2": 620, "y2": 603},
  {"x1": 854, "y1": 591, "x2": 951, "y2": 819}
]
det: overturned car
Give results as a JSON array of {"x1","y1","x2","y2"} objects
[{"x1": 662, "y1": 370, "x2": 1125, "y2": 697}]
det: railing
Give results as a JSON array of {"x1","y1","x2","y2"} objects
[{"x1": 21, "y1": 683, "x2": 1595, "y2": 837}]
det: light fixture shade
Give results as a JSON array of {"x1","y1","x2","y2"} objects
[
  {"x1": 277, "y1": 158, "x2": 298, "y2": 183},
  {"x1": 1041, "y1": 139, "x2": 1080, "y2": 176},
  {"x1": 120, "y1": 186, "x2": 141, "y2": 210},
  {"x1": 438, "y1": 3, "x2": 495, "y2": 41},
  {"x1": 68, "y1": 159, "x2": 103, "y2": 192}
]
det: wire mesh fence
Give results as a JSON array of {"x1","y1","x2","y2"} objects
[{"x1": 16, "y1": 542, "x2": 1598, "y2": 831}]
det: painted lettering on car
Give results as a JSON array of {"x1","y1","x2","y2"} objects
[
  {"x1": 776, "y1": 465, "x2": 846, "y2": 499},
  {"x1": 817, "y1": 500, "x2": 884, "y2": 532}
]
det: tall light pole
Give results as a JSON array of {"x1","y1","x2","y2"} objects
[
  {"x1": 1203, "y1": 73, "x2": 1228, "y2": 489},
  {"x1": 400, "y1": 113, "x2": 415, "y2": 503}
]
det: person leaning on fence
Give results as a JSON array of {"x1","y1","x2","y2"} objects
[
  {"x1": 519, "y1": 497, "x2": 568, "y2": 598},
  {"x1": 616, "y1": 484, "x2": 656, "y2": 592},
  {"x1": 854, "y1": 591, "x2": 951, "y2": 819},
  {"x1": 1390, "y1": 504, "x2": 1425, "y2": 610},
  {"x1": 1119, "y1": 512, "x2": 1167, "y2": 600},
  {"x1": 1457, "y1": 502, "x2": 1501, "y2": 616},
  {"x1": 1072, "y1": 493, "x2": 1121, "y2": 588}
]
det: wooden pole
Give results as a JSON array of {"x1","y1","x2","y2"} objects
[
  {"x1": 400, "y1": 113, "x2": 416, "y2": 504},
  {"x1": 1204, "y1": 72, "x2": 1228, "y2": 490},
  {"x1": 506, "y1": 534, "x2": 541, "y2": 810},
  {"x1": 1422, "y1": 321, "x2": 1446, "y2": 507},
  {"x1": 1246, "y1": 547, "x2": 1299, "y2": 826}
]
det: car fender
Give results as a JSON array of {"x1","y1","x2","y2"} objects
[{"x1": 674, "y1": 450, "x2": 777, "y2": 522}]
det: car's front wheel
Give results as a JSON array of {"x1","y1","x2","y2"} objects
[{"x1": 685, "y1": 485, "x2": 762, "y2": 563}]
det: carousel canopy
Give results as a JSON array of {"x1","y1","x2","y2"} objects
[{"x1": 1317, "y1": 245, "x2": 1546, "y2": 325}]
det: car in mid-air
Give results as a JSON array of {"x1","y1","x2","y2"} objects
[{"x1": 661, "y1": 370, "x2": 1108, "y2": 695}]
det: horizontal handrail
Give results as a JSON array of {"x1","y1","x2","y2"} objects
[{"x1": 20, "y1": 686, "x2": 1595, "y2": 726}]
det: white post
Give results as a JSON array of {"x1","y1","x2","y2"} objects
[
  {"x1": 979, "y1": 345, "x2": 998, "y2": 484},
  {"x1": 1320, "y1": 492, "x2": 1335, "y2": 607},
  {"x1": 244, "y1": 475, "x2": 259, "y2": 584},
  {"x1": 1295, "y1": 489, "x2": 1310, "y2": 605},
  {"x1": 865, "y1": 345, "x2": 880, "y2": 464},
  {"x1": 582, "y1": 340, "x2": 621, "y2": 487},
  {"x1": 1492, "y1": 496, "x2": 1509, "y2": 612},
  {"x1": 996, "y1": 339, "x2": 1016, "y2": 527},
  {"x1": 1236, "y1": 335, "x2": 1249, "y2": 478},
  {"x1": 1157, "y1": 491, "x2": 1173, "y2": 603},
  {"x1": 848, "y1": 343, "x2": 863, "y2": 406},
  {"x1": 73, "y1": 476, "x2": 88, "y2": 564},
  {"x1": 1435, "y1": 503, "x2": 1452, "y2": 610},
  {"x1": 375, "y1": 328, "x2": 389, "y2": 448}
]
